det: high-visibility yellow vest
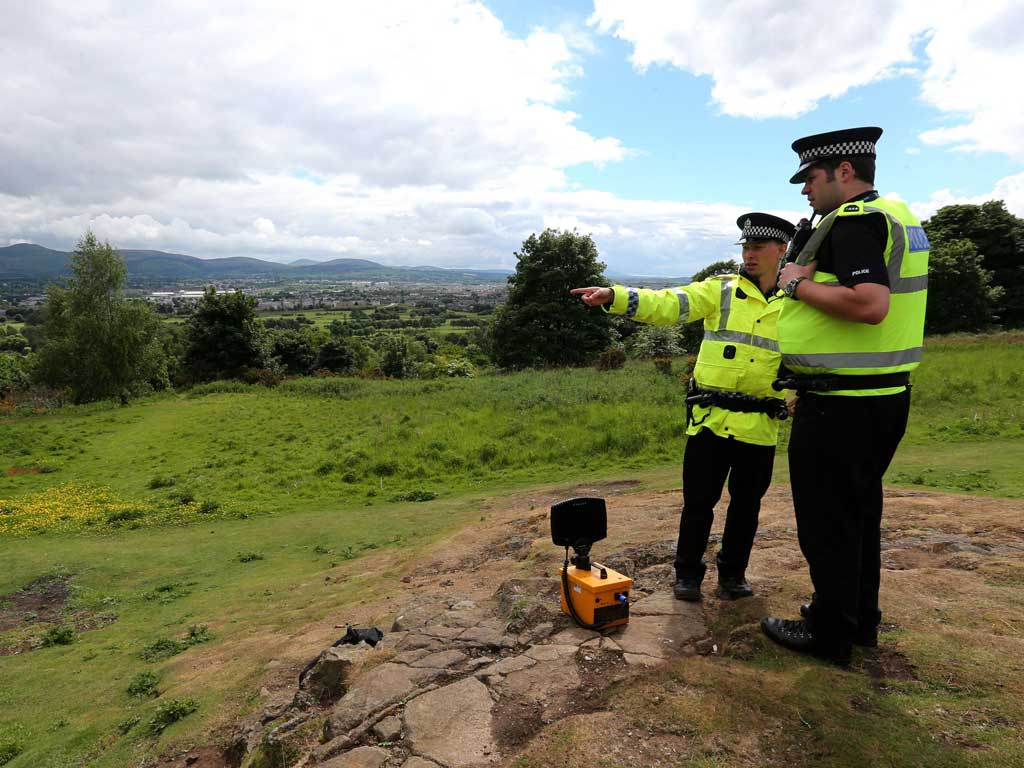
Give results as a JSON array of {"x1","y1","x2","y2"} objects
[
  {"x1": 609, "y1": 274, "x2": 784, "y2": 446},
  {"x1": 777, "y1": 195, "x2": 929, "y2": 396}
]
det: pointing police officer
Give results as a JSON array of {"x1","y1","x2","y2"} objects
[
  {"x1": 572, "y1": 212, "x2": 795, "y2": 602},
  {"x1": 761, "y1": 128, "x2": 929, "y2": 665}
]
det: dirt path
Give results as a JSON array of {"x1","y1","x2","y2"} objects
[{"x1": 162, "y1": 480, "x2": 1024, "y2": 767}]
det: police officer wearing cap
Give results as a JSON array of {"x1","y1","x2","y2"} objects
[
  {"x1": 572, "y1": 213, "x2": 796, "y2": 602},
  {"x1": 761, "y1": 127, "x2": 929, "y2": 665}
]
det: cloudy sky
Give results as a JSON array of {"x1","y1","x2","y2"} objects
[{"x1": 2, "y1": 0, "x2": 1021, "y2": 276}]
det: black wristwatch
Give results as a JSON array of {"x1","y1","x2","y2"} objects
[{"x1": 783, "y1": 276, "x2": 807, "y2": 299}]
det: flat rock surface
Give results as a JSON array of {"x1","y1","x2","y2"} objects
[
  {"x1": 613, "y1": 613, "x2": 704, "y2": 658},
  {"x1": 404, "y1": 676, "x2": 497, "y2": 768},
  {"x1": 630, "y1": 591, "x2": 704, "y2": 616},
  {"x1": 325, "y1": 663, "x2": 437, "y2": 737},
  {"x1": 320, "y1": 745, "x2": 390, "y2": 768}
]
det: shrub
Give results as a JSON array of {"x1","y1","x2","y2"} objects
[
  {"x1": 197, "y1": 500, "x2": 221, "y2": 514},
  {"x1": 185, "y1": 624, "x2": 212, "y2": 645},
  {"x1": 41, "y1": 625, "x2": 76, "y2": 647},
  {"x1": 147, "y1": 475, "x2": 176, "y2": 489},
  {"x1": 150, "y1": 698, "x2": 197, "y2": 734},
  {"x1": 237, "y1": 551, "x2": 264, "y2": 563},
  {"x1": 127, "y1": 671, "x2": 161, "y2": 698},
  {"x1": 117, "y1": 715, "x2": 140, "y2": 734},
  {"x1": 370, "y1": 459, "x2": 398, "y2": 477},
  {"x1": 391, "y1": 490, "x2": 438, "y2": 502},
  {"x1": 0, "y1": 738, "x2": 24, "y2": 765},
  {"x1": 166, "y1": 489, "x2": 196, "y2": 505},
  {"x1": 140, "y1": 638, "x2": 185, "y2": 662},
  {"x1": 106, "y1": 507, "x2": 147, "y2": 524},
  {"x1": 595, "y1": 345, "x2": 627, "y2": 371}
]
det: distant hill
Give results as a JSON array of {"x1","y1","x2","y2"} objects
[{"x1": 0, "y1": 244, "x2": 511, "y2": 284}]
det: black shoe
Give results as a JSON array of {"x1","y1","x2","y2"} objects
[
  {"x1": 760, "y1": 617, "x2": 851, "y2": 667},
  {"x1": 673, "y1": 578, "x2": 702, "y2": 601},
  {"x1": 716, "y1": 575, "x2": 754, "y2": 600},
  {"x1": 798, "y1": 604, "x2": 878, "y2": 647}
]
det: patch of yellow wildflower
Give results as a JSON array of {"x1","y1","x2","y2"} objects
[{"x1": 0, "y1": 482, "x2": 157, "y2": 537}]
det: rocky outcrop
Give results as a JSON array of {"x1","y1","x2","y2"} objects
[{"x1": 231, "y1": 563, "x2": 708, "y2": 767}]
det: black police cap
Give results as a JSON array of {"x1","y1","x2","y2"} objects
[
  {"x1": 789, "y1": 126, "x2": 883, "y2": 183},
  {"x1": 736, "y1": 212, "x2": 796, "y2": 244}
]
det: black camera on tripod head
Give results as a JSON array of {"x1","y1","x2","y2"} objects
[{"x1": 550, "y1": 496, "x2": 607, "y2": 574}]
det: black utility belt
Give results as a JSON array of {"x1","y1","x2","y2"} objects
[
  {"x1": 685, "y1": 388, "x2": 789, "y2": 420},
  {"x1": 772, "y1": 371, "x2": 910, "y2": 393}
]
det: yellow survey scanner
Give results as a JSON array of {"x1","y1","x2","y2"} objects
[
  {"x1": 551, "y1": 497, "x2": 632, "y2": 630},
  {"x1": 559, "y1": 560, "x2": 632, "y2": 629}
]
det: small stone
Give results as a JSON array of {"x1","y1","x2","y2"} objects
[
  {"x1": 320, "y1": 745, "x2": 390, "y2": 768},
  {"x1": 372, "y1": 715, "x2": 402, "y2": 742},
  {"x1": 401, "y1": 575, "x2": 413, "y2": 583}
]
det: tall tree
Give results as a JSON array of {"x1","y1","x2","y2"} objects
[
  {"x1": 35, "y1": 232, "x2": 168, "y2": 403},
  {"x1": 184, "y1": 288, "x2": 274, "y2": 381},
  {"x1": 925, "y1": 239, "x2": 1003, "y2": 335},
  {"x1": 923, "y1": 201, "x2": 1024, "y2": 326},
  {"x1": 490, "y1": 229, "x2": 614, "y2": 369}
]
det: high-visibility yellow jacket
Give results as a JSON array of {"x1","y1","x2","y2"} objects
[
  {"x1": 777, "y1": 195, "x2": 929, "y2": 396},
  {"x1": 608, "y1": 274, "x2": 784, "y2": 446}
]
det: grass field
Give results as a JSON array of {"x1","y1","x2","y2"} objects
[{"x1": 1, "y1": 332, "x2": 1022, "y2": 766}]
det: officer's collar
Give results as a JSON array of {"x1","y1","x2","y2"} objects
[
  {"x1": 843, "y1": 190, "x2": 880, "y2": 204},
  {"x1": 738, "y1": 266, "x2": 775, "y2": 299}
]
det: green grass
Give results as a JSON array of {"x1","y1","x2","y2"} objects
[{"x1": 1, "y1": 332, "x2": 1022, "y2": 766}]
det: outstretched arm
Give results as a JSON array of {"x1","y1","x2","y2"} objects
[{"x1": 570, "y1": 286, "x2": 614, "y2": 307}]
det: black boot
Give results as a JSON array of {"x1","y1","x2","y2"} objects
[
  {"x1": 673, "y1": 577, "x2": 702, "y2": 602},
  {"x1": 716, "y1": 574, "x2": 754, "y2": 600},
  {"x1": 799, "y1": 604, "x2": 878, "y2": 647},
  {"x1": 760, "y1": 617, "x2": 851, "y2": 667}
]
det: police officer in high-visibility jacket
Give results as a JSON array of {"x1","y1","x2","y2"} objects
[
  {"x1": 761, "y1": 127, "x2": 929, "y2": 666},
  {"x1": 572, "y1": 213, "x2": 795, "y2": 602}
]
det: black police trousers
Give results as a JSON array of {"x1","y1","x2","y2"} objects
[
  {"x1": 789, "y1": 389, "x2": 910, "y2": 645},
  {"x1": 674, "y1": 427, "x2": 776, "y2": 582}
]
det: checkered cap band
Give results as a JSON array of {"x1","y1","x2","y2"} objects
[
  {"x1": 741, "y1": 224, "x2": 791, "y2": 243},
  {"x1": 799, "y1": 139, "x2": 876, "y2": 163}
]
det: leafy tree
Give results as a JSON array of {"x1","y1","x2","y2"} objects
[
  {"x1": 630, "y1": 325, "x2": 685, "y2": 359},
  {"x1": 680, "y1": 259, "x2": 740, "y2": 355},
  {"x1": 925, "y1": 239, "x2": 1003, "y2": 335},
  {"x1": 0, "y1": 352, "x2": 32, "y2": 396},
  {"x1": 490, "y1": 229, "x2": 614, "y2": 369},
  {"x1": 0, "y1": 330, "x2": 30, "y2": 354},
  {"x1": 269, "y1": 327, "x2": 323, "y2": 375},
  {"x1": 316, "y1": 337, "x2": 359, "y2": 374},
  {"x1": 34, "y1": 232, "x2": 169, "y2": 403},
  {"x1": 378, "y1": 334, "x2": 409, "y2": 378},
  {"x1": 923, "y1": 201, "x2": 1024, "y2": 326},
  {"x1": 184, "y1": 288, "x2": 274, "y2": 381}
]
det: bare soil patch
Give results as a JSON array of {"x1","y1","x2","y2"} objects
[
  {"x1": 5, "y1": 465, "x2": 43, "y2": 476},
  {"x1": 0, "y1": 574, "x2": 70, "y2": 631}
]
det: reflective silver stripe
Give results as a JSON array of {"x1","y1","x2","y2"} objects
[
  {"x1": 718, "y1": 279, "x2": 733, "y2": 328},
  {"x1": 863, "y1": 204, "x2": 908, "y2": 290},
  {"x1": 674, "y1": 288, "x2": 690, "y2": 320},
  {"x1": 749, "y1": 334, "x2": 781, "y2": 352},
  {"x1": 625, "y1": 288, "x2": 640, "y2": 318},
  {"x1": 890, "y1": 274, "x2": 928, "y2": 294},
  {"x1": 704, "y1": 329, "x2": 779, "y2": 352},
  {"x1": 782, "y1": 347, "x2": 923, "y2": 369}
]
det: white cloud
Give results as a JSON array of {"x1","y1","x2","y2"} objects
[
  {"x1": 589, "y1": 0, "x2": 925, "y2": 119},
  {"x1": 253, "y1": 218, "x2": 276, "y2": 236},
  {"x1": 910, "y1": 172, "x2": 1024, "y2": 221},
  {"x1": 590, "y1": 1, "x2": 1023, "y2": 158},
  {"x1": 917, "y1": 2, "x2": 1024, "y2": 158},
  {"x1": 0, "y1": 0, "x2": 638, "y2": 265}
]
